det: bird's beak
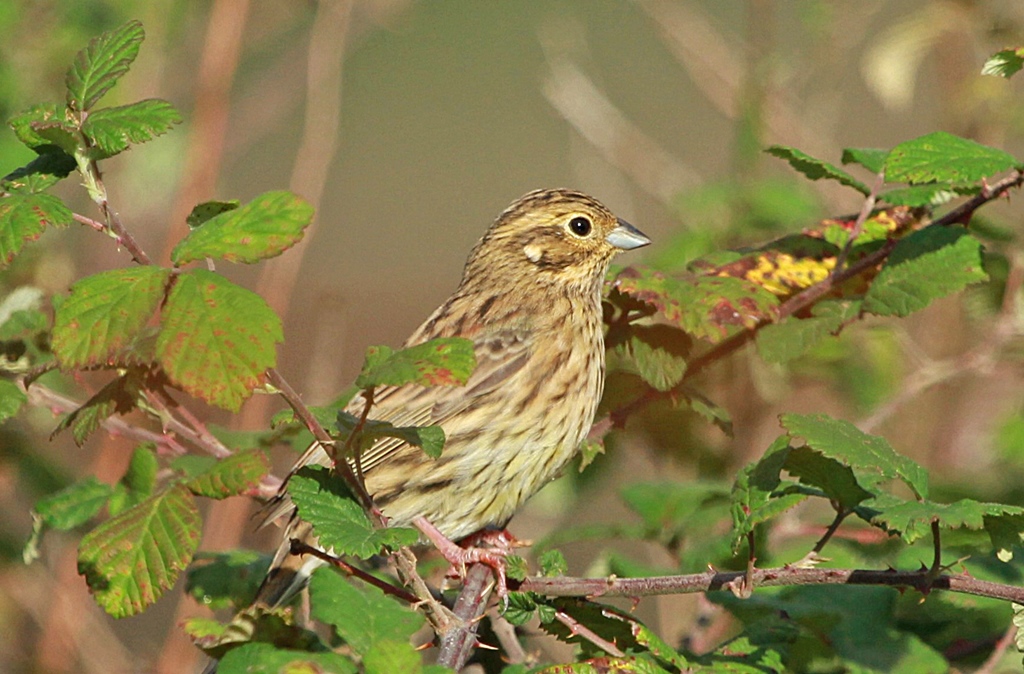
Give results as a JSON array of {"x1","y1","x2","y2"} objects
[{"x1": 606, "y1": 218, "x2": 651, "y2": 251}]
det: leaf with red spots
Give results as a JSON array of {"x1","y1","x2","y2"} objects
[
  {"x1": 77, "y1": 484, "x2": 201, "y2": 618},
  {"x1": 171, "y1": 191, "x2": 314, "y2": 265},
  {"x1": 156, "y1": 269, "x2": 282, "y2": 411},
  {"x1": 612, "y1": 268, "x2": 779, "y2": 343},
  {"x1": 354, "y1": 337, "x2": 476, "y2": 389},
  {"x1": 0, "y1": 192, "x2": 73, "y2": 268},
  {"x1": 52, "y1": 266, "x2": 170, "y2": 368}
]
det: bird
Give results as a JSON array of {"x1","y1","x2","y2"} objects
[{"x1": 256, "y1": 187, "x2": 650, "y2": 608}]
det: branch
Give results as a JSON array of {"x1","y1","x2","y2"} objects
[
  {"x1": 436, "y1": 563, "x2": 494, "y2": 670},
  {"x1": 605, "y1": 168, "x2": 1024, "y2": 427},
  {"x1": 519, "y1": 566, "x2": 1024, "y2": 604}
]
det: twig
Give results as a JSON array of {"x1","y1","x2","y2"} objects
[
  {"x1": 436, "y1": 563, "x2": 494, "y2": 670},
  {"x1": 554, "y1": 609, "x2": 625, "y2": 657},
  {"x1": 265, "y1": 368, "x2": 375, "y2": 514},
  {"x1": 520, "y1": 566, "x2": 1024, "y2": 604},
  {"x1": 487, "y1": 608, "x2": 529, "y2": 665},
  {"x1": 833, "y1": 170, "x2": 885, "y2": 272},
  {"x1": 929, "y1": 520, "x2": 942, "y2": 577},
  {"x1": 793, "y1": 507, "x2": 852, "y2": 568},
  {"x1": 71, "y1": 212, "x2": 107, "y2": 233},
  {"x1": 288, "y1": 539, "x2": 418, "y2": 604}
]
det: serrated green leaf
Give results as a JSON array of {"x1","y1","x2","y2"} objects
[
  {"x1": 781, "y1": 414, "x2": 928, "y2": 499},
  {"x1": 218, "y1": 642, "x2": 357, "y2": 674},
  {"x1": 8, "y1": 104, "x2": 64, "y2": 149},
  {"x1": 337, "y1": 411, "x2": 446, "y2": 460},
  {"x1": 288, "y1": 466, "x2": 418, "y2": 558},
  {"x1": 2, "y1": 149, "x2": 77, "y2": 186},
  {"x1": 355, "y1": 337, "x2": 476, "y2": 389},
  {"x1": 982, "y1": 48, "x2": 1024, "y2": 78},
  {"x1": 538, "y1": 548, "x2": 568, "y2": 577},
  {"x1": 51, "y1": 372, "x2": 144, "y2": 446},
  {"x1": 505, "y1": 554, "x2": 529, "y2": 581},
  {"x1": 34, "y1": 476, "x2": 112, "y2": 531},
  {"x1": 0, "y1": 192, "x2": 73, "y2": 267},
  {"x1": 52, "y1": 266, "x2": 169, "y2": 368},
  {"x1": 615, "y1": 323, "x2": 689, "y2": 391},
  {"x1": 66, "y1": 20, "x2": 144, "y2": 112},
  {"x1": 186, "y1": 550, "x2": 271, "y2": 611},
  {"x1": 860, "y1": 493, "x2": 1024, "y2": 547},
  {"x1": 187, "y1": 200, "x2": 240, "y2": 229},
  {"x1": 785, "y1": 445, "x2": 873, "y2": 509},
  {"x1": 755, "y1": 299, "x2": 861, "y2": 364},
  {"x1": 25, "y1": 476, "x2": 115, "y2": 564},
  {"x1": 171, "y1": 191, "x2": 313, "y2": 265},
  {"x1": 863, "y1": 226, "x2": 988, "y2": 318},
  {"x1": 309, "y1": 568, "x2": 424, "y2": 656},
  {"x1": 78, "y1": 483, "x2": 201, "y2": 617},
  {"x1": 186, "y1": 449, "x2": 270, "y2": 499},
  {"x1": 32, "y1": 121, "x2": 81, "y2": 156},
  {"x1": 502, "y1": 591, "x2": 538, "y2": 626},
  {"x1": 156, "y1": 269, "x2": 282, "y2": 411},
  {"x1": 364, "y1": 640, "x2": 422, "y2": 674},
  {"x1": 885, "y1": 131, "x2": 1019, "y2": 184},
  {"x1": 613, "y1": 269, "x2": 780, "y2": 343},
  {"x1": 82, "y1": 99, "x2": 182, "y2": 158},
  {"x1": 841, "y1": 147, "x2": 888, "y2": 174},
  {"x1": 0, "y1": 379, "x2": 26, "y2": 421},
  {"x1": 731, "y1": 436, "x2": 809, "y2": 550},
  {"x1": 108, "y1": 445, "x2": 158, "y2": 516},
  {"x1": 879, "y1": 184, "x2": 959, "y2": 207},
  {"x1": 766, "y1": 145, "x2": 870, "y2": 194}
]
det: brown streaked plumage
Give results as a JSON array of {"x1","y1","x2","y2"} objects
[{"x1": 257, "y1": 188, "x2": 650, "y2": 606}]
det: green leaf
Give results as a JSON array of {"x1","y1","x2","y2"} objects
[
  {"x1": 765, "y1": 145, "x2": 870, "y2": 194},
  {"x1": 614, "y1": 324, "x2": 689, "y2": 391},
  {"x1": 364, "y1": 640, "x2": 423, "y2": 674},
  {"x1": 784, "y1": 445, "x2": 873, "y2": 509},
  {"x1": 982, "y1": 48, "x2": 1024, "y2": 78},
  {"x1": 77, "y1": 483, "x2": 202, "y2": 617},
  {"x1": 336, "y1": 411, "x2": 446, "y2": 460},
  {"x1": 502, "y1": 592, "x2": 539, "y2": 626},
  {"x1": 780, "y1": 414, "x2": 928, "y2": 499},
  {"x1": 841, "y1": 147, "x2": 888, "y2": 174},
  {"x1": 186, "y1": 550, "x2": 271, "y2": 611},
  {"x1": 108, "y1": 445, "x2": 158, "y2": 515},
  {"x1": 65, "y1": 20, "x2": 145, "y2": 112},
  {"x1": 731, "y1": 436, "x2": 809, "y2": 549},
  {"x1": 622, "y1": 482, "x2": 731, "y2": 532},
  {"x1": 8, "y1": 104, "x2": 65, "y2": 149},
  {"x1": 538, "y1": 549, "x2": 568, "y2": 577},
  {"x1": 186, "y1": 449, "x2": 270, "y2": 499},
  {"x1": 187, "y1": 200, "x2": 240, "y2": 229},
  {"x1": 863, "y1": 226, "x2": 988, "y2": 318},
  {"x1": 878, "y1": 184, "x2": 959, "y2": 207},
  {"x1": 156, "y1": 269, "x2": 282, "y2": 411},
  {"x1": 32, "y1": 121, "x2": 81, "y2": 156},
  {"x1": 0, "y1": 379, "x2": 26, "y2": 422},
  {"x1": 51, "y1": 372, "x2": 144, "y2": 446},
  {"x1": 24, "y1": 476, "x2": 114, "y2": 564},
  {"x1": 171, "y1": 191, "x2": 314, "y2": 265},
  {"x1": 355, "y1": 337, "x2": 476, "y2": 388},
  {"x1": 2, "y1": 149, "x2": 77, "y2": 186},
  {"x1": 505, "y1": 554, "x2": 529, "y2": 581},
  {"x1": 860, "y1": 493, "x2": 1024, "y2": 548},
  {"x1": 287, "y1": 466, "x2": 418, "y2": 558},
  {"x1": 82, "y1": 99, "x2": 182, "y2": 158},
  {"x1": 33, "y1": 476, "x2": 112, "y2": 531},
  {"x1": 885, "y1": 131, "x2": 1019, "y2": 184},
  {"x1": 52, "y1": 266, "x2": 170, "y2": 368},
  {"x1": 218, "y1": 642, "x2": 356, "y2": 674},
  {"x1": 0, "y1": 192, "x2": 74, "y2": 267},
  {"x1": 756, "y1": 299, "x2": 861, "y2": 364},
  {"x1": 613, "y1": 269, "x2": 780, "y2": 343},
  {"x1": 577, "y1": 437, "x2": 605, "y2": 472},
  {"x1": 309, "y1": 568, "x2": 424, "y2": 656}
]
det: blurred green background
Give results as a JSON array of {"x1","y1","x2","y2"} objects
[{"x1": 3, "y1": 1, "x2": 1024, "y2": 671}]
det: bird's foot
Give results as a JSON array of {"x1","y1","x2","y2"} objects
[{"x1": 412, "y1": 516, "x2": 515, "y2": 600}]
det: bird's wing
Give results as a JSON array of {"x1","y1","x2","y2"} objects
[{"x1": 355, "y1": 327, "x2": 532, "y2": 472}]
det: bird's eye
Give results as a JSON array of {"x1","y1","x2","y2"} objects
[{"x1": 568, "y1": 216, "x2": 592, "y2": 237}]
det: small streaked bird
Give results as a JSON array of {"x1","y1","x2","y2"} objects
[{"x1": 257, "y1": 188, "x2": 650, "y2": 607}]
